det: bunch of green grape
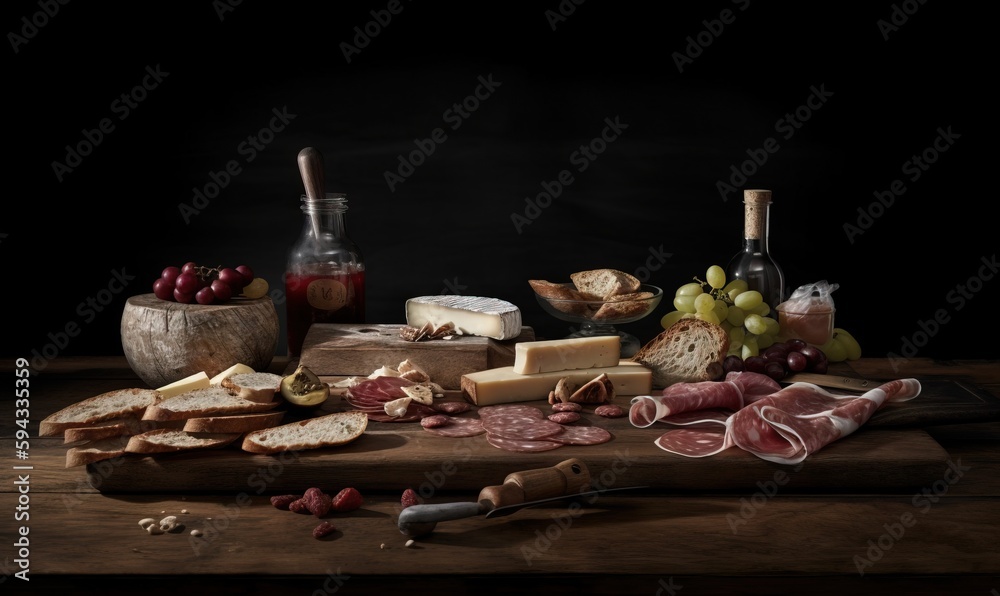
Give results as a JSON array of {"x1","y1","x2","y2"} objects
[{"x1": 661, "y1": 265, "x2": 782, "y2": 359}]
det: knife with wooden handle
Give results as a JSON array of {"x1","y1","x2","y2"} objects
[
  {"x1": 782, "y1": 372, "x2": 879, "y2": 391},
  {"x1": 397, "y1": 458, "x2": 645, "y2": 537}
]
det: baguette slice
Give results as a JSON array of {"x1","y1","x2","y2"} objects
[
  {"x1": 65, "y1": 436, "x2": 130, "y2": 468},
  {"x1": 570, "y1": 269, "x2": 641, "y2": 300},
  {"x1": 63, "y1": 418, "x2": 140, "y2": 444},
  {"x1": 221, "y1": 372, "x2": 283, "y2": 403},
  {"x1": 40, "y1": 388, "x2": 164, "y2": 437},
  {"x1": 630, "y1": 318, "x2": 730, "y2": 389},
  {"x1": 142, "y1": 386, "x2": 280, "y2": 421},
  {"x1": 125, "y1": 429, "x2": 241, "y2": 454},
  {"x1": 183, "y1": 411, "x2": 286, "y2": 434},
  {"x1": 242, "y1": 410, "x2": 368, "y2": 454}
]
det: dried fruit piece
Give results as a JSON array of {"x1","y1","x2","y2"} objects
[
  {"x1": 331, "y1": 487, "x2": 363, "y2": 512},
  {"x1": 312, "y1": 521, "x2": 337, "y2": 539},
  {"x1": 288, "y1": 498, "x2": 311, "y2": 514},
  {"x1": 400, "y1": 488, "x2": 420, "y2": 509},
  {"x1": 302, "y1": 487, "x2": 332, "y2": 517},
  {"x1": 270, "y1": 494, "x2": 300, "y2": 510},
  {"x1": 280, "y1": 365, "x2": 330, "y2": 408}
]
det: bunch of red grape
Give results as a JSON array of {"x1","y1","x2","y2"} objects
[
  {"x1": 722, "y1": 338, "x2": 829, "y2": 382},
  {"x1": 152, "y1": 262, "x2": 255, "y2": 305}
]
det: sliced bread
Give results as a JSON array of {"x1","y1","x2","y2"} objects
[
  {"x1": 570, "y1": 269, "x2": 641, "y2": 300},
  {"x1": 221, "y1": 372, "x2": 283, "y2": 403},
  {"x1": 182, "y1": 411, "x2": 286, "y2": 434},
  {"x1": 241, "y1": 410, "x2": 368, "y2": 455},
  {"x1": 63, "y1": 418, "x2": 142, "y2": 444},
  {"x1": 125, "y1": 429, "x2": 241, "y2": 454},
  {"x1": 630, "y1": 318, "x2": 730, "y2": 389},
  {"x1": 65, "y1": 436, "x2": 131, "y2": 468},
  {"x1": 142, "y1": 386, "x2": 280, "y2": 421},
  {"x1": 40, "y1": 388, "x2": 164, "y2": 437}
]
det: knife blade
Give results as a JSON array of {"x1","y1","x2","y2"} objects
[{"x1": 783, "y1": 372, "x2": 879, "y2": 391}]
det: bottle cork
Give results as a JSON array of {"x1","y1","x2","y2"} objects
[{"x1": 743, "y1": 189, "x2": 772, "y2": 240}]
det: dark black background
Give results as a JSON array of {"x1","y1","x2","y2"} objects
[{"x1": 4, "y1": 1, "x2": 994, "y2": 366}]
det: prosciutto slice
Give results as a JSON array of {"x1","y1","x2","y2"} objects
[
  {"x1": 654, "y1": 378, "x2": 922, "y2": 464},
  {"x1": 628, "y1": 372, "x2": 781, "y2": 428}
]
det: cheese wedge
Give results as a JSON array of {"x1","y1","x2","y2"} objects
[
  {"x1": 461, "y1": 361, "x2": 652, "y2": 406},
  {"x1": 209, "y1": 363, "x2": 256, "y2": 386},
  {"x1": 513, "y1": 336, "x2": 621, "y2": 375},
  {"x1": 405, "y1": 296, "x2": 522, "y2": 340},
  {"x1": 156, "y1": 371, "x2": 210, "y2": 399}
]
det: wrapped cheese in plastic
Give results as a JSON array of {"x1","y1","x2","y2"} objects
[{"x1": 776, "y1": 281, "x2": 837, "y2": 345}]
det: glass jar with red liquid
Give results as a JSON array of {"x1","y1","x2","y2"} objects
[{"x1": 285, "y1": 192, "x2": 365, "y2": 357}]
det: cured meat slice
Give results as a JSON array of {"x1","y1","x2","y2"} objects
[
  {"x1": 657, "y1": 408, "x2": 731, "y2": 427},
  {"x1": 725, "y1": 371, "x2": 782, "y2": 403},
  {"x1": 727, "y1": 379, "x2": 921, "y2": 464},
  {"x1": 545, "y1": 425, "x2": 612, "y2": 446},
  {"x1": 365, "y1": 402, "x2": 436, "y2": 423},
  {"x1": 478, "y1": 404, "x2": 565, "y2": 440},
  {"x1": 629, "y1": 380, "x2": 743, "y2": 428},
  {"x1": 655, "y1": 428, "x2": 732, "y2": 458},
  {"x1": 486, "y1": 433, "x2": 563, "y2": 452},
  {"x1": 344, "y1": 376, "x2": 414, "y2": 410},
  {"x1": 422, "y1": 417, "x2": 486, "y2": 438},
  {"x1": 653, "y1": 378, "x2": 922, "y2": 463}
]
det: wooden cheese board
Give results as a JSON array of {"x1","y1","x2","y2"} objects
[
  {"x1": 84, "y1": 380, "x2": 999, "y2": 495},
  {"x1": 297, "y1": 323, "x2": 535, "y2": 389}
]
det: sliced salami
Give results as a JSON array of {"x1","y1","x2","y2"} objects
[
  {"x1": 423, "y1": 417, "x2": 486, "y2": 438},
  {"x1": 548, "y1": 411, "x2": 581, "y2": 425},
  {"x1": 482, "y1": 415, "x2": 564, "y2": 441},
  {"x1": 546, "y1": 425, "x2": 612, "y2": 446},
  {"x1": 486, "y1": 433, "x2": 563, "y2": 452},
  {"x1": 477, "y1": 404, "x2": 543, "y2": 420},
  {"x1": 365, "y1": 402, "x2": 436, "y2": 423},
  {"x1": 655, "y1": 428, "x2": 732, "y2": 457},
  {"x1": 434, "y1": 401, "x2": 471, "y2": 414}
]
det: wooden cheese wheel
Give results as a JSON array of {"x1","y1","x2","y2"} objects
[{"x1": 121, "y1": 293, "x2": 279, "y2": 388}]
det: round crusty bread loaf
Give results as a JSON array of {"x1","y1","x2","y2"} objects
[
  {"x1": 630, "y1": 318, "x2": 730, "y2": 389},
  {"x1": 241, "y1": 410, "x2": 368, "y2": 454}
]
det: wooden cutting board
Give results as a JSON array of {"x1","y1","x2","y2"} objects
[
  {"x1": 87, "y1": 396, "x2": 953, "y2": 495},
  {"x1": 297, "y1": 323, "x2": 535, "y2": 389}
]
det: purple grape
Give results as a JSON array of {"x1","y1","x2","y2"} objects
[
  {"x1": 786, "y1": 351, "x2": 808, "y2": 372},
  {"x1": 219, "y1": 268, "x2": 246, "y2": 291},
  {"x1": 798, "y1": 345, "x2": 823, "y2": 368},
  {"x1": 153, "y1": 278, "x2": 174, "y2": 301},
  {"x1": 161, "y1": 266, "x2": 181, "y2": 284},
  {"x1": 195, "y1": 286, "x2": 216, "y2": 305},
  {"x1": 744, "y1": 356, "x2": 766, "y2": 374},
  {"x1": 723, "y1": 355, "x2": 744, "y2": 373},
  {"x1": 786, "y1": 338, "x2": 808, "y2": 351},
  {"x1": 175, "y1": 272, "x2": 199, "y2": 294},
  {"x1": 211, "y1": 279, "x2": 233, "y2": 302},
  {"x1": 765, "y1": 361, "x2": 786, "y2": 381}
]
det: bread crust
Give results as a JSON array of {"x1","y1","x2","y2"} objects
[
  {"x1": 221, "y1": 372, "x2": 283, "y2": 403},
  {"x1": 630, "y1": 318, "x2": 730, "y2": 388},
  {"x1": 182, "y1": 411, "x2": 286, "y2": 434},
  {"x1": 125, "y1": 429, "x2": 241, "y2": 454}
]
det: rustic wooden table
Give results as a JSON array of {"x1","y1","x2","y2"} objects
[{"x1": 4, "y1": 356, "x2": 999, "y2": 595}]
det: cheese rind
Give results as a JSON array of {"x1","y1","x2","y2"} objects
[
  {"x1": 461, "y1": 361, "x2": 652, "y2": 406},
  {"x1": 156, "y1": 371, "x2": 210, "y2": 399},
  {"x1": 405, "y1": 296, "x2": 522, "y2": 340},
  {"x1": 513, "y1": 336, "x2": 621, "y2": 375}
]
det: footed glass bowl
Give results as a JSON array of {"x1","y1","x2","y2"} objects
[{"x1": 532, "y1": 284, "x2": 663, "y2": 357}]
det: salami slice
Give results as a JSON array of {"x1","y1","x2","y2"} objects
[
  {"x1": 482, "y1": 415, "x2": 564, "y2": 441},
  {"x1": 477, "y1": 404, "x2": 543, "y2": 420},
  {"x1": 365, "y1": 402, "x2": 436, "y2": 423},
  {"x1": 655, "y1": 428, "x2": 732, "y2": 457},
  {"x1": 422, "y1": 417, "x2": 486, "y2": 438},
  {"x1": 486, "y1": 433, "x2": 563, "y2": 452},
  {"x1": 545, "y1": 425, "x2": 612, "y2": 446}
]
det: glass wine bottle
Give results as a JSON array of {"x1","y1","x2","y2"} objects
[{"x1": 726, "y1": 189, "x2": 785, "y2": 313}]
